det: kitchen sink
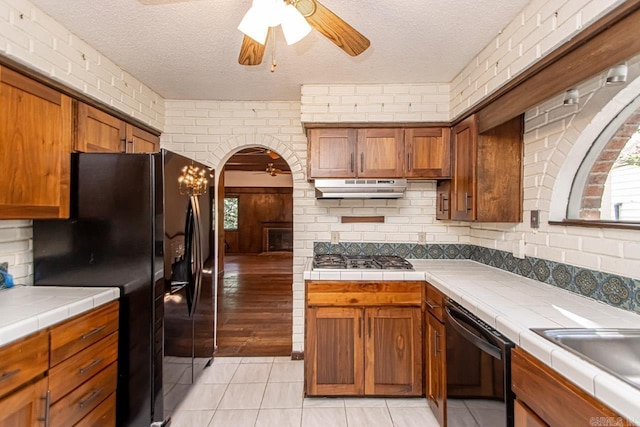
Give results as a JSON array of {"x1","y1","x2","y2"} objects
[{"x1": 532, "y1": 328, "x2": 640, "y2": 390}]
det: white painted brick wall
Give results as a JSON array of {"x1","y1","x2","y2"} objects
[
  {"x1": 0, "y1": 220, "x2": 32, "y2": 283},
  {"x1": 468, "y1": 56, "x2": 640, "y2": 280},
  {"x1": 450, "y1": 0, "x2": 625, "y2": 119},
  {"x1": 162, "y1": 100, "x2": 470, "y2": 352},
  {"x1": 0, "y1": 0, "x2": 165, "y2": 130},
  {"x1": 301, "y1": 83, "x2": 451, "y2": 123}
]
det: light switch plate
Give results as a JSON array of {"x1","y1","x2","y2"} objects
[
  {"x1": 531, "y1": 210, "x2": 540, "y2": 229},
  {"x1": 331, "y1": 231, "x2": 340, "y2": 244},
  {"x1": 418, "y1": 232, "x2": 426, "y2": 244}
]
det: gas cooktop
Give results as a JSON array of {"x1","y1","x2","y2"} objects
[{"x1": 313, "y1": 254, "x2": 413, "y2": 270}]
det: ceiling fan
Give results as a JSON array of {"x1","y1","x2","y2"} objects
[
  {"x1": 238, "y1": 0, "x2": 370, "y2": 66},
  {"x1": 266, "y1": 163, "x2": 292, "y2": 176},
  {"x1": 136, "y1": 0, "x2": 370, "y2": 66}
]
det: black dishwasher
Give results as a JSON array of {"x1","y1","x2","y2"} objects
[{"x1": 445, "y1": 299, "x2": 515, "y2": 427}]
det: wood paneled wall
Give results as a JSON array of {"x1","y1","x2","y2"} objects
[{"x1": 224, "y1": 187, "x2": 293, "y2": 254}]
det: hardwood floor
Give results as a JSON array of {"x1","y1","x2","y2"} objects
[{"x1": 215, "y1": 252, "x2": 293, "y2": 357}]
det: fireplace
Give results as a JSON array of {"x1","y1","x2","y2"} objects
[{"x1": 262, "y1": 222, "x2": 293, "y2": 252}]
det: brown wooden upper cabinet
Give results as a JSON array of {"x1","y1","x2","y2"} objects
[
  {"x1": 75, "y1": 102, "x2": 159, "y2": 154},
  {"x1": 450, "y1": 114, "x2": 523, "y2": 222},
  {"x1": 405, "y1": 127, "x2": 451, "y2": 178},
  {"x1": 0, "y1": 65, "x2": 72, "y2": 219},
  {"x1": 307, "y1": 127, "x2": 450, "y2": 179}
]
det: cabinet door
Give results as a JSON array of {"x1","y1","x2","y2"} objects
[
  {"x1": 364, "y1": 307, "x2": 422, "y2": 396},
  {"x1": 306, "y1": 307, "x2": 364, "y2": 396},
  {"x1": 514, "y1": 399, "x2": 548, "y2": 427},
  {"x1": 357, "y1": 129, "x2": 404, "y2": 178},
  {"x1": 125, "y1": 124, "x2": 160, "y2": 153},
  {"x1": 308, "y1": 128, "x2": 357, "y2": 178},
  {"x1": 0, "y1": 66, "x2": 72, "y2": 219},
  {"x1": 435, "y1": 180, "x2": 451, "y2": 220},
  {"x1": 405, "y1": 128, "x2": 451, "y2": 178},
  {"x1": 426, "y1": 313, "x2": 446, "y2": 426},
  {"x1": 0, "y1": 377, "x2": 48, "y2": 427},
  {"x1": 451, "y1": 115, "x2": 477, "y2": 221},
  {"x1": 75, "y1": 102, "x2": 126, "y2": 153}
]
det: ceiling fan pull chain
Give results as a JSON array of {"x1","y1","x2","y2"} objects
[{"x1": 271, "y1": 27, "x2": 277, "y2": 72}]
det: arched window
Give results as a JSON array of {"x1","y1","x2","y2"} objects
[{"x1": 567, "y1": 95, "x2": 640, "y2": 223}]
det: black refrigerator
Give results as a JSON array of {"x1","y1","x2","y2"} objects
[{"x1": 33, "y1": 150, "x2": 215, "y2": 427}]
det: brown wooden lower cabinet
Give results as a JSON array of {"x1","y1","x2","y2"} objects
[
  {"x1": 306, "y1": 307, "x2": 364, "y2": 396},
  {"x1": 0, "y1": 377, "x2": 48, "y2": 427},
  {"x1": 0, "y1": 301, "x2": 119, "y2": 427},
  {"x1": 305, "y1": 282, "x2": 422, "y2": 397},
  {"x1": 514, "y1": 399, "x2": 547, "y2": 427},
  {"x1": 512, "y1": 347, "x2": 633, "y2": 427},
  {"x1": 425, "y1": 311, "x2": 446, "y2": 426}
]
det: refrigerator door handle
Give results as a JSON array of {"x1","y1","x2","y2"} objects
[{"x1": 189, "y1": 195, "x2": 204, "y2": 316}]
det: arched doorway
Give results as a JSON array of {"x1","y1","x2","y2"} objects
[{"x1": 215, "y1": 146, "x2": 294, "y2": 356}]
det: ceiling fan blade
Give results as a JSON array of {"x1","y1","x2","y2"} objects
[
  {"x1": 297, "y1": 0, "x2": 370, "y2": 57},
  {"x1": 238, "y1": 35, "x2": 266, "y2": 66},
  {"x1": 266, "y1": 150, "x2": 280, "y2": 159}
]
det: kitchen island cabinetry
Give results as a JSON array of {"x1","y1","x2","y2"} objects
[
  {"x1": 305, "y1": 281, "x2": 423, "y2": 396},
  {"x1": 307, "y1": 126, "x2": 450, "y2": 179},
  {"x1": 449, "y1": 114, "x2": 523, "y2": 222},
  {"x1": 0, "y1": 65, "x2": 72, "y2": 220},
  {"x1": 511, "y1": 347, "x2": 633, "y2": 427},
  {"x1": 75, "y1": 102, "x2": 159, "y2": 153}
]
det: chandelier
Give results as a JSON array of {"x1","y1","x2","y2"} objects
[
  {"x1": 238, "y1": 0, "x2": 311, "y2": 45},
  {"x1": 178, "y1": 165, "x2": 209, "y2": 196}
]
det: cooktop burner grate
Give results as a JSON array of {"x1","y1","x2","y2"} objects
[{"x1": 313, "y1": 254, "x2": 413, "y2": 270}]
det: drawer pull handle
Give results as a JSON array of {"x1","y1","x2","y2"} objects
[
  {"x1": 79, "y1": 358, "x2": 103, "y2": 375},
  {"x1": 426, "y1": 300, "x2": 439, "y2": 310},
  {"x1": 0, "y1": 369, "x2": 20, "y2": 382},
  {"x1": 79, "y1": 387, "x2": 104, "y2": 408},
  {"x1": 81, "y1": 326, "x2": 105, "y2": 340}
]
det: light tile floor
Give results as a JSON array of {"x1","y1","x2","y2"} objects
[{"x1": 164, "y1": 356, "x2": 500, "y2": 427}]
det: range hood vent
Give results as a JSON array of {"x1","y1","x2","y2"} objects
[{"x1": 314, "y1": 178, "x2": 407, "y2": 199}]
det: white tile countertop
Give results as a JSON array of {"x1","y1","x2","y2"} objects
[
  {"x1": 0, "y1": 285, "x2": 120, "y2": 346},
  {"x1": 304, "y1": 258, "x2": 640, "y2": 424}
]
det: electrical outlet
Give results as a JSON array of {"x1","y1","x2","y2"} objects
[
  {"x1": 418, "y1": 232, "x2": 426, "y2": 244},
  {"x1": 330, "y1": 231, "x2": 340, "y2": 244}
]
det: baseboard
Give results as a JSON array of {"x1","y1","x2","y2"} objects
[{"x1": 291, "y1": 351, "x2": 304, "y2": 360}]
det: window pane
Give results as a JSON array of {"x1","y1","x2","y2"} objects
[
  {"x1": 568, "y1": 95, "x2": 640, "y2": 223},
  {"x1": 605, "y1": 133, "x2": 640, "y2": 220},
  {"x1": 224, "y1": 197, "x2": 238, "y2": 230}
]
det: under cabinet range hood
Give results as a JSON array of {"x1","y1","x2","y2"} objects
[{"x1": 314, "y1": 178, "x2": 407, "y2": 199}]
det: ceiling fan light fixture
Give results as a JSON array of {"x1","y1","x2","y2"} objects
[
  {"x1": 281, "y1": 3, "x2": 311, "y2": 45},
  {"x1": 238, "y1": 4, "x2": 270, "y2": 44}
]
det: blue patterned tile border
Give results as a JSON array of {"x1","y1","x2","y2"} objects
[{"x1": 313, "y1": 242, "x2": 640, "y2": 314}]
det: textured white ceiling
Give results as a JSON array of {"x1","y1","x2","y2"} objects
[{"x1": 28, "y1": 0, "x2": 529, "y2": 101}]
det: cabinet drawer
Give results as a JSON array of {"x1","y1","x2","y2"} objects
[
  {"x1": 50, "y1": 301, "x2": 119, "y2": 366},
  {"x1": 50, "y1": 361, "x2": 117, "y2": 427},
  {"x1": 306, "y1": 281, "x2": 423, "y2": 306},
  {"x1": 49, "y1": 332, "x2": 118, "y2": 403},
  {"x1": 74, "y1": 392, "x2": 116, "y2": 427},
  {"x1": 0, "y1": 330, "x2": 48, "y2": 398},
  {"x1": 512, "y1": 347, "x2": 628, "y2": 426},
  {"x1": 425, "y1": 283, "x2": 446, "y2": 322}
]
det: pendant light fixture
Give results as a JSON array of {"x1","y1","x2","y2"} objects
[{"x1": 238, "y1": 0, "x2": 311, "y2": 46}]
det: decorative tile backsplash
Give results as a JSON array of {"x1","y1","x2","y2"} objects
[{"x1": 314, "y1": 242, "x2": 640, "y2": 314}]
